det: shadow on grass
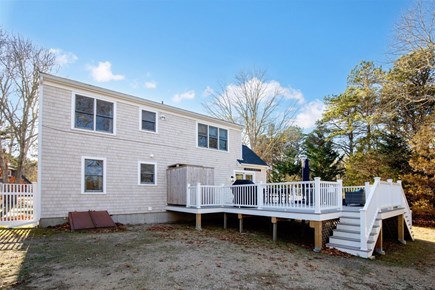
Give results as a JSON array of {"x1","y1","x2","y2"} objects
[
  {"x1": 0, "y1": 228, "x2": 34, "y2": 250},
  {"x1": 193, "y1": 213, "x2": 315, "y2": 248}
]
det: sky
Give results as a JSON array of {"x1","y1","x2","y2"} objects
[{"x1": 0, "y1": 0, "x2": 414, "y2": 130}]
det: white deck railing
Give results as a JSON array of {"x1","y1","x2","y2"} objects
[
  {"x1": 359, "y1": 178, "x2": 404, "y2": 250},
  {"x1": 187, "y1": 178, "x2": 343, "y2": 213},
  {"x1": 0, "y1": 183, "x2": 38, "y2": 227}
]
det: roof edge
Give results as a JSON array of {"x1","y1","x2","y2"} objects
[{"x1": 40, "y1": 73, "x2": 243, "y2": 130}]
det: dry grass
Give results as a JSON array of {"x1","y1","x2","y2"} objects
[{"x1": 0, "y1": 223, "x2": 434, "y2": 289}]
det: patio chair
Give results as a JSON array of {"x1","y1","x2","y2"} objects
[{"x1": 344, "y1": 189, "x2": 365, "y2": 206}]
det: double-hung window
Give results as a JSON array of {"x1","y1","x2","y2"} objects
[
  {"x1": 139, "y1": 162, "x2": 157, "y2": 185},
  {"x1": 197, "y1": 123, "x2": 228, "y2": 151},
  {"x1": 141, "y1": 110, "x2": 157, "y2": 132},
  {"x1": 74, "y1": 95, "x2": 114, "y2": 133},
  {"x1": 82, "y1": 157, "x2": 106, "y2": 194}
]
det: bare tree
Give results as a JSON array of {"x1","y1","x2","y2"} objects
[
  {"x1": 0, "y1": 29, "x2": 55, "y2": 183},
  {"x1": 391, "y1": 0, "x2": 434, "y2": 67},
  {"x1": 0, "y1": 29, "x2": 13, "y2": 181},
  {"x1": 204, "y1": 69, "x2": 298, "y2": 164}
]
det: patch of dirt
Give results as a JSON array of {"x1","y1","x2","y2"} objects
[{"x1": 0, "y1": 224, "x2": 434, "y2": 289}]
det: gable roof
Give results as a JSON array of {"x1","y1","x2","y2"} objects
[{"x1": 238, "y1": 145, "x2": 268, "y2": 167}]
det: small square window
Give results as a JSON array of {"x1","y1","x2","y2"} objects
[
  {"x1": 139, "y1": 162, "x2": 157, "y2": 185},
  {"x1": 141, "y1": 110, "x2": 157, "y2": 132}
]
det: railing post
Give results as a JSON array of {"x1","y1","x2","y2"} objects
[
  {"x1": 314, "y1": 177, "x2": 321, "y2": 214},
  {"x1": 221, "y1": 184, "x2": 225, "y2": 207},
  {"x1": 360, "y1": 209, "x2": 367, "y2": 250},
  {"x1": 364, "y1": 182, "x2": 370, "y2": 203},
  {"x1": 196, "y1": 182, "x2": 201, "y2": 209},
  {"x1": 186, "y1": 183, "x2": 191, "y2": 208},
  {"x1": 387, "y1": 179, "x2": 393, "y2": 208},
  {"x1": 397, "y1": 180, "x2": 403, "y2": 206},
  {"x1": 337, "y1": 179, "x2": 343, "y2": 210},
  {"x1": 257, "y1": 181, "x2": 264, "y2": 209}
]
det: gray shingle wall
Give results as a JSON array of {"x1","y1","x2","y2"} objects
[{"x1": 40, "y1": 83, "x2": 242, "y2": 218}]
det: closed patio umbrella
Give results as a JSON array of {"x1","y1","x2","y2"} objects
[{"x1": 302, "y1": 158, "x2": 310, "y2": 181}]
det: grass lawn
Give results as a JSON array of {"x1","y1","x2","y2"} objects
[{"x1": 0, "y1": 222, "x2": 434, "y2": 289}]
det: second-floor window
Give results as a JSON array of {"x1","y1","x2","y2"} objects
[
  {"x1": 75, "y1": 95, "x2": 114, "y2": 133},
  {"x1": 197, "y1": 123, "x2": 228, "y2": 151},
  {"x1": 141, "y1": 110, "x2": 157, "y2": 132}
]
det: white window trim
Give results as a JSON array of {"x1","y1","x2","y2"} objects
[
  {"x1": 81, "y1": 156, "x2": 107, "y2": 194},
  {"x1": 233, "y1": 170, "x2": 255, "y2": 182},
  {"x1": 196, "y1": 121, "x2": 229, "y2": 152},
  {"x1": 71, "y1": 92, "x2": 117, "y2": 135},
  {"x1": 138, "y1": 161, "x2": 157, "y2": 186},
  {"x1": 138, "y1": 107, "x2": 159, "y2": 134}
]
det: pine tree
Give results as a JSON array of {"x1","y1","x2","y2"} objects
[{"x1": 304, "y1": 124, "x2": 344, "y2": 181}]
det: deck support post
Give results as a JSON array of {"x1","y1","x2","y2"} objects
[
  {"x1": 398, "y1": 214, "x2": 406, "y2": 244},
  {"x1": 238, "y1": 214, "x2": 243, "y2": 233},
  {"x1": 375, "y1": 222, "x2": 385, "y2": 255},
  {"x1": 272, "y1": 217, "x2": 278, "y2": 242},
  {"x1": 309, "y1": 221, "x2": 322, "y2": 252},
  {"x1": 223, "y1": 213, "x2": 227, "y2": 229},
  {"x1": 196, "y1": 213, "x2": 202, "y2": 231}
]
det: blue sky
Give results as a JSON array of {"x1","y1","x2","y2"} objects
[{"x1": 1, "y1": 0, "x2": 413, "y2": 130}]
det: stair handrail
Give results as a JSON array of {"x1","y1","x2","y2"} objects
[
  {"x1": 359, "y1": 177, "x2": 381, "y2": 251},
  {"x1": 397, "y1": 180, "x2": 415, "y2": 241}
]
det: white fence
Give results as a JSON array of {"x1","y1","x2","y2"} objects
[
  {"x1": 0, "y1": 183, "x2": 38, "y2": 228},
  {"x1": 187, "y1": 178, "x2": 343, "y2": 213}
]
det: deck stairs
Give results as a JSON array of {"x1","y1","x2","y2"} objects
[
  {"x1": 327, "y1": 208, "x2": 381, "y2": 258},
  {"x1": 327, "y1": 179, "x2": 414, "y2": 258}
]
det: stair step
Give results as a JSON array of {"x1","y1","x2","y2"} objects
[
  {"x1": 333, "y1": 229, "x2": 376, "y2": 239},
  {"x1": 329, "y1": 236, "x2": 375, "y2": 248},
  {"x1": 340, "y1": 217, "x2": 360, "y2": 224},
  {"x1": 337, "y1": 223, "x2": 360, "y2": 231},
  {"x1": 340, "y1": 211, "x2": 361, "y2": 218},
  {"x1": 326, "y1": 243, "x2": 373, "y2": 258}
]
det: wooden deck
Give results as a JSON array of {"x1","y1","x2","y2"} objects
[{"x1": 166, "y1": 178, "x2": 414, "y2": 258}]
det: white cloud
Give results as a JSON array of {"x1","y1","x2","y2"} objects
[
  {"x1": 88, "y1": 61, "x2": 125, "y2": 82},
  {"x1": 219, "y1": 78, "x2": 305, "y2": 105},
  {"x1": 294, "y1": 100, "x2": 325, "y2": 129},
  {"x1": 172, "y1": 90, "x2": 195, "y2": 103},
  {"x1": 202, "y1": 86, "x2": 215, "y2": 97},
  {"x1": 49, "y1": 48, "x2": 78, "y2": 66},
  {"x1": 144, "y1": 81, "x2": 157, "y2": 89},
  {"x1": 282, "y1": 86, "x2": 305, "y2": 104}
]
